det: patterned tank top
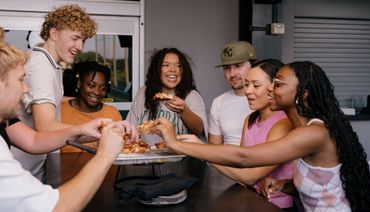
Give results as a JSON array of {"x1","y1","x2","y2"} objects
[{"x1": 293, "y1": 118, "x2": 350, "y2": 211}]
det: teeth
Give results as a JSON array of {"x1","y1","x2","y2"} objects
[{"x1": 167, "y1": 75, "x2": 177, "y2": 80}]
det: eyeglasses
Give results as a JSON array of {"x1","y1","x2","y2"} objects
[{"x1": 272, "y1": 78, "x2": 297, "y2": 88}]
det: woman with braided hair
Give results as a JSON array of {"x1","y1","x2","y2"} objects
[{"x1": 152, "y1": 61, "x2": 370, "y2": 211}]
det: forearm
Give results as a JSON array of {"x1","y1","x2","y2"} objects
[
  {"x1": 170, "y1": 141, "x2": 247, "y2": 168},
  {"x1": 180, "y1": 106, "x2": 204, "y2": 136},
  {"x1": 35, "y1": 119, "x2": 72, "y2": 131},
  {"x1": 55, "y1": 154, "x2": 114, "y2": 211},
  {"x1": 207, "y1": 134, "x2": 224, "y2": 145},
  {"x1": 213, "y1": 164, "x2": 277, "y2": 186},
  {"x1": 30, "y1": 126, "x2": 83, "y2": 153}
]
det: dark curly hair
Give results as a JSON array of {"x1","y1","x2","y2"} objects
[
  {"x1": 40, "y1": 4, "x2": 97, "y2": 41},
  {"x1": 247, "y1": 59, "x2": 284, "y2": 128},
  {"x1": 63, "y1": 61, "x2": 111, "y2": 97},
  {"x1": 145, "y1": 48, "x2": 196, "y2": 119},
  {"x1": 290, "y1": 61, "x2": 370, "y2": 212}
]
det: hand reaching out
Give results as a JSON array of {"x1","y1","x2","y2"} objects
[
  {"x1": 177, "y1": 134, "x2": 203, "y2": 144},
  {"x1": 96, "y1": 122, "x2": 125, "y2": 161},
  {"x1": 151, "y1": 118, "x2": 178, "y2": 148},
  {"x1": 79, "y1": 118, "x2": 113, "y2": 139},
  {"x1": 115, "y1": 120, "x2": 139, "y2": 143}
]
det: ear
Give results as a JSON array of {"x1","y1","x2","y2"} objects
[
  {"x1": 49, "y1": 28, "x2": 58, "y2": 41},
  {"x1": 77, "y1": 80, "x2": 81, "y2": 90},
  {"x1": 303, "y1": 89, "x2": 309, "y2": 100}
]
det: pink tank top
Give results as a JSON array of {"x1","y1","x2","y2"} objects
[{"x1": 243, "y1": 111, "x2": 294, "y2": 208}]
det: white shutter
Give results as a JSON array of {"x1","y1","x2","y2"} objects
[{"x1": 293, "y1": 18, "x2": 370, "y2": 107}]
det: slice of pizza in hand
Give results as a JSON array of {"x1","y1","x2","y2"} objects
[
  {"x1": 137, "y1": 120, "x2": 155, "y2": 134},
  {"x1": 155, "y1": 141, "x2": 167, "y2": 150},
  {"x1": 153, "y1": 92, "x2": 174, "y2": 100}
]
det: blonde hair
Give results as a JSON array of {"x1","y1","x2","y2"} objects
[
  {"x1": 40, "y1": 4, "x2": 97, "y2": 41},
  {"x1": 0, "y1": 42, "x2": 27, "y2": 80},
  {"x1": 0, "y1": 27, "x2": 5, "y2": 42}
]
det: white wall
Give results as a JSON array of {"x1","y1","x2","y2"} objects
[{"x1": 145, "y1": 0, "x2": 239, "y2": 111}]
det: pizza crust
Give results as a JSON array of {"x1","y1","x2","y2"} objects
[{"x1": 153, "y1": 92, "x2": 174, "y2": 100}]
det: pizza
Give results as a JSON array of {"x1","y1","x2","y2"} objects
[
  {"x1": 137, "y1": 120, "x2": 154, "y2": 134},
  {"x1": 155, "y1": 141, "x2": 167, "y2": 149},
  {"x1": 98, "y1": 121, "x2": 108, "y2": 132},
  {"x1": 99, "y1": 121, "x2": 131, "y2": 140},
  {"x1": 122, "y1": 140, "x2": 151, "y2": 154},
  {"x1": 153, "y1": 92, "x2": 174, "y2": 100}
]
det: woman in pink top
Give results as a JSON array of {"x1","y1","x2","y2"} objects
[
  {"x1": 211, "y1": 59, "x2": 294, "y2": 209},
  {"x1": 153, "y1": 61, "x2": 370, "y2": 212}
]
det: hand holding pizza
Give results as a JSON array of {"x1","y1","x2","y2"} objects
[
  {"x1": 162, "y1": 95, "x2": 187, "y2": 115},
  {"x1": 151, "y1": 118, "x2": 178, "y2": 148},
  {"x1": 95, "y1": 122, "x2": 126, "y2": 161}
]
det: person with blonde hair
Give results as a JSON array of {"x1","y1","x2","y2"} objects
[
  {"x1": 0, "y1": 42, "x2": 137, "y2": 211},
  {"x1": 0, "y1": 27, "x2": 5, "y2": 41}
]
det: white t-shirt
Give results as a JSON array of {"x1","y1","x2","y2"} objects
[
  {"x1": 12, "y1": 45, "x2": 63, "y2": 181},
  {"x1": 127, "y1": 86, "x2": 208, "y2": 144},
  {"x1": 208, "y1": 90, "x2": 251, "y2": 145},
  {"x1": 0, "y1": 137, "x2": 59, "y2": 212}
]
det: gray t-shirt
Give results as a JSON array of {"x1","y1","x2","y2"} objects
[{"x1": 127, "y1": 86, "x2": 208, "y2": 144}]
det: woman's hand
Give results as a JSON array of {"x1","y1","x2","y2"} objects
[
  {"x1": 163, "y1": 96, "x2": 187, "y2": 115},
  {"x1": 177, "y1": 134, "x2": 203, "y2": 144},
  {"x1": 260, "y1": 177, "x2": 286, "y2": 199},
  {"x1": 152, "y1": 118, "x2": 178, "y2": 148},
  {"x1": 115, "y1": 120, "x2": 139, "y2": 143}
]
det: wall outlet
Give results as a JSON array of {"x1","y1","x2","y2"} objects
[{"x1": 270, "y1": 23, "x2": 285, "y2": 35}]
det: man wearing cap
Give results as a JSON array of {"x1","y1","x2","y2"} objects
[{"x1": 208, "y1": 41, "x2": 256, "y2": 145}]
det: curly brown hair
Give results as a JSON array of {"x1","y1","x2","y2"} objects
[{"x1": 40, "y1": 4, "x2": 97, "y2": 41}]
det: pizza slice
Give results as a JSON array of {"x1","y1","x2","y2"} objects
[
  {"x1": 153, "y1": 92, "x2": 174, "y2": 100},
  {"x1": 99, "y1": 121, "x2": 131, "y2": 140},
  {"x1": 122, "y1": 140, "x2": 151, "y2": 154},
  {"x1": 137, "y1": 120, "x2": 154, "y2": 134},
  {"x1": 155, "y1": 141, "x2": 167, "y2": 150}
]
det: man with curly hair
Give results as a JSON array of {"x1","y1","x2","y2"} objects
[{"x1": 11, "y1": 4, "x2": 97, "y2": 181}]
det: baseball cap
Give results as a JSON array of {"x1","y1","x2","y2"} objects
[{"x1": 215, "y1": 41, "x2": 256, "y2": 67}]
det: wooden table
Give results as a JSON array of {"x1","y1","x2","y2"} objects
[{"x1": 46, "y1": 153, "x2": 283, "y2": 212}]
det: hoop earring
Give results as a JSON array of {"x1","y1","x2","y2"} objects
[
  {"x1": 295, "y1": 98, "x2": 299, "y2": 105},
  {"x1": 75, "y1": 87, "x2": 79, "y2": 93}
]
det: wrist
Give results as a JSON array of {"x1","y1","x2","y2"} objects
[
  {"x1": 178, "y1": 105, "x2": 187, "y2": 117},
  {"x1": 69, "y1": 125, "x2": 82, "y2": 141}
]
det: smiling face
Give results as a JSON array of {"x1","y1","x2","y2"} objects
[
  {"x1": 268, "y1": 66, "x2": 299, "y2": 111},
  {"x1": 52, "y1": 29, "x2": 84, "y2": 64},
  {"x1": 160, "y1": 53, "x2": 182, "y2": 93},
  {"x1": 78, "y1": 72, "x2": 107, "y2": 111},
  {"x1": 0, "y1": 64, "x2": 28, "y2": 120},
  {"x1": 244, "y1": 66, "x2": 273, "y2": 111}
]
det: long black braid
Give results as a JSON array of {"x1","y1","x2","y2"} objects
[
  {"x1": 145, "y1": 48, "x2": 196, "y2": 119},
  {"x1": 290, "y1": 61, "x2": 370, "y2": 212}
]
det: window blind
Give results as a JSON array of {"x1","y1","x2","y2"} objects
[{"x1": 293, "y1": 17, "x2": 370, "y2": 107}]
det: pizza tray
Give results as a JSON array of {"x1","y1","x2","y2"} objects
[
  {"x1": 113, "y1": 148, "x2": 186, "y2": 165},
  {"x1": 66, "y1": 141, "x2": 186, "y2": 165}
]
